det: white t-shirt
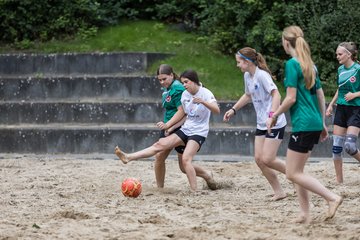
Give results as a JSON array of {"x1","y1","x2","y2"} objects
[
  {"x1": 244, "y1": 67, "x2": 287, "y2": 130},
  {"x1": 180, "y1": 86, "x2": 217, "y2": 137}
]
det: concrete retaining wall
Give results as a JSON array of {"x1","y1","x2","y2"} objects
[
  {"x1": 0, "y1": 52, "x2": 336, "y2": 158},
  {"x1": 0, "y1": 52, "x2": 170, "y2": 75}
]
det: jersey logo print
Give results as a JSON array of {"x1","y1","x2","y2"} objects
[
  {"x1": 338, "y1": 68, "x2": 360, "y2": 87},
  {"x1": 165, "y1": 95, "x2": 171, "y2": 102},
  {"x1": 350, "y1": 76, "x2": 356, "y2": 83}
]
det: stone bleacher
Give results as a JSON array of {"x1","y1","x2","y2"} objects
[{"x1": 0, "y1": 52, "x2": 333, "y2": 158}]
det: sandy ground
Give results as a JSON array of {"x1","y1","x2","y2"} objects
[{"x1": 0, "y1": 154, "x2": 359, "y2": 240}]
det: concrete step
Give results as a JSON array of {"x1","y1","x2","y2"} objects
[
  {"x1": 0, "y1": 100, "x2": 258, "y2": 125},
  {"x1": 0, "y1": 52, "x2": 170, "y2": 75},
  {"x1": 0, "y1": 99, "x2": 335, "y2": 127},
  {"x1": 0, "y1": 123, "x2": 332, "y2": 157},
  {"x1": 0, "y1": 75, "x2": 161, "y2": 101},
  {"x1": 0, "y1": 52, "x2": 335, "y2": 158}
]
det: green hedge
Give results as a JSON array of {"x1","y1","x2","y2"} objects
[{"x1": 1, "y1": 0, "x2": 358, "y2": 96}]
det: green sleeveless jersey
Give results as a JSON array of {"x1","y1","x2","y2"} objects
[
  {"x1": 162, "y1": 79, "x2": 185, "y2": 123},
  {"x1": 336, "y1": 62, "x2": 360, "y2": 106},
  {"x1": 284, "y1": 57, "x2": 323, "y2": 132}
]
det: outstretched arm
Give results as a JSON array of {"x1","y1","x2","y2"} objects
[{"x1": 223, "y1": 93, "x2": 252, "y2": 122}]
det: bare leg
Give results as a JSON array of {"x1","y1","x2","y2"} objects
[
  {"x1": 294, "y1": 183, "x2": 311, "y2": 224},
  {"x1": 332, "y1": 126, "x2": 347, "y2": 183},
  {"x1": 178, "y1": 154, "x2": 217, "y2": 190},
  {"x1": 346, "y1": 126, "x2": 360, "y2": 163},
  {"x1": 333, "y1": 160, "x2": 343, "y2": 184},
  {"x1": 286, "y1": 149, "x2": 343, "y2": 222},
  {"x1": 180, "y1": 140, "x2": 216, "y2": 191},
  {"x1": 255, "y1": 136, "x2": 286, "y2": 201},
  {"x1": 154, "y1": 149, "x2": 172, "y2": 188},
  {"x1": 115, "y1": 134, "x2": 182, "y2": 164}
]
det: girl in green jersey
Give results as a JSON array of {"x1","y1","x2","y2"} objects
[
  {"x1": 268, "y1": 26, "x2": 343, "y2": 224},
  {"x1": 154, "y1": 64, "x2": 185, "y2": 188},
  {"x1": 325, "y1": 42, "x2": 360, "y2": 184}
]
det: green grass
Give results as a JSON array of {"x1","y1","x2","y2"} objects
[{"x1": 0, "y1": 20, "x2": 285, "y2": 100}]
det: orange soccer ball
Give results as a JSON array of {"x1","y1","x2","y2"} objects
[{"x1": 121, "y1": 178, "x2": 142, "y2": 198}]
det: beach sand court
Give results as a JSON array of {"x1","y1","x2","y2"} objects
[{"x1": 1, "y1": 154, "x2": 359, "y2": 239}]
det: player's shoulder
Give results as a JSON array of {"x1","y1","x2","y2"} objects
[
  {"x1": 200, "y1": 86, "x2": 213, "y2": 95},
  {"x1": 172, "y1": 79, "x2": 185, "y2": 89},
  {"x1": 353, "y1": 62, "x2": 360, "y2": 70},
  {"x1": 286, "y1": 57, "x2": 299, "y2": 66},
  {"x1": 256, "y1": 67, "x2": 272, "y2": 80},
  {"x1": 338, "y1": 65, "x2": 345, "y2": 71}
]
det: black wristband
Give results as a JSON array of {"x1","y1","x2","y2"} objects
[{"x1": 231, "y1": 107, "x2": 236, "y2": 115}]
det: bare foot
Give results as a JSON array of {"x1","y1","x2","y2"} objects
[
  {"x1": 115, "y1": 146, "x2": 129, "y2": 164},
  {"x1": 293, "y1": 215, "x2": 311, "y2": 224},
  {"x1": 205, "y1": 171, "x2": 217, "y2": 190},
  {"x1": 335, "y1": 177, "x2": 343, "y2": 184},
  {"x1": 326, "y1": 196, "x2": 343, "y2": 220},
  {"x1": 271, "y1": 193, "x2": 287, "y2": 201}
]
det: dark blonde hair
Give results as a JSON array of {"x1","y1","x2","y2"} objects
[
  {"x1": 282, "y1": 26, "x2": 315, "y2": 90},
  {"x1": 156, "y1": 64, "x2": 179, "y2": 79},
  {"x1": 338, "y1": 42, "x2": 358, "y2": 62},
  {"x1": 237, "y1": 47, "x2": 275, "y2": 80}
]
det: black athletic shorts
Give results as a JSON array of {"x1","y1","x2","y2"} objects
[
  {"x1": 174, "y1": 129, "x2": 206, "y2": 154},
  {"x1": 288, "y1": 131, "x2": 321, "y2": 153},
  {"x1": 334, "y1": 104, "x2": 360, "y2": 128},
  {"x1": 255, "y1": 126, "x2": 286, "y2": 140},
  {"x1": 159, "y1": 127, "x2": 182, "y2": 153}
]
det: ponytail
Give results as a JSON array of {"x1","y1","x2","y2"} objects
[
  {"x1": 295, "y1": 37, "x2": 315, "y2": 89},
  {"x1": 237, "y1": 47, "x2": 275, "y2": 80},
  {"x1": 283, "y1": 26, "x2": 315, "y2": 90},
  {"x1": 256, "y1": 52, "x2": 275, "y2": 80}
]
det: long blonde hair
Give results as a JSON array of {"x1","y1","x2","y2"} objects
[{"x1": 282, "y1": 26, "x2": 315, "y2": 89}]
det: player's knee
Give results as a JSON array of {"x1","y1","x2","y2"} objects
[
  {"x1": 344, "y1": 134, "x2": 358, "y2": 156},
  {"x1": 285, "y1": 172, "x2": 296, "y2": 182},
  {"x1": 254, "y1": 155, "x2": 262, "y2": 164},
  {"x1": 261, "y1": 156, "x2": 273, "y2": 166},
  {"x1": 332, "y1": 135, "x2": 345, "y2": 160},
  {"x1": 153, "y1": 138, "x2": 170, "y2": 150},
  {"x1": 181, "y1": 155, "x2": 192, "y2": 166},
  {"x1": 178, "y1": 163, "x2": 186, "y2": 173}
]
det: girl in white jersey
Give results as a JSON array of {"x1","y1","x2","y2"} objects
[
  {"x1": 325, "y1": 42, "x2": 360, "y2": 184},
  {"x1": 115, "y1": 69, "x2": 220, "y2": 192},
  {"x1": 223, "y1": 47, "x2": 288, "y2": 201}
]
